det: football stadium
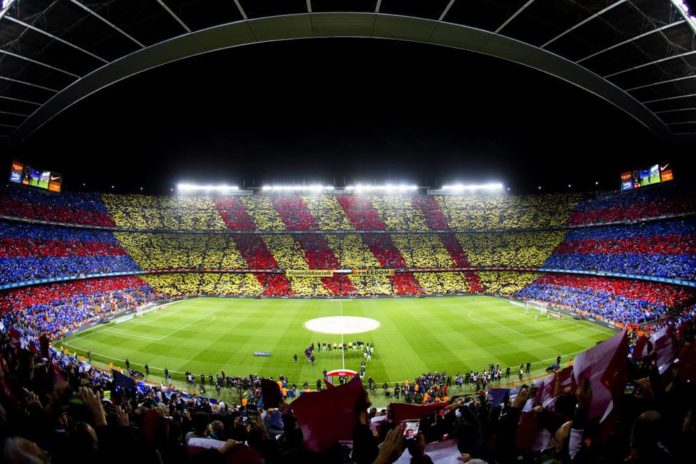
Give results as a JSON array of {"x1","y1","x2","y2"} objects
[{"x1": 1, "y1": 1, "x2": 696, "y2": 463}]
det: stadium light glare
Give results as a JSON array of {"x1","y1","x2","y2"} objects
[
  {"x1": 261, "y1": 185, "x2": 334, "y2": 192},
  {"x1": 0, "y1": 0, "x2": 17, "y2": 21},
  {"x1": 1, "y1": 0, "x2": 16, "y2": 12},
  {"x1": 441, "y1": 182, "x2": 504, "y2": 192},
  {"x1": 345, "y1": 184, "x2": 418, "y2": 193},
  {"x1": 673, "y1": 1, "x2": 696, "y2": 34},
  {"x1": 177, "y1": 183, "x2": 239, "y2": 193}
]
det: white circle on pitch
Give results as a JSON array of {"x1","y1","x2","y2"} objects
[{"x1": 304, "y1": 316, "x2": 380, "y2": 334}]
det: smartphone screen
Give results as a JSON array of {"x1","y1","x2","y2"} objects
[{"x1": 403, "y1": 420, "x2": 420, "y2": 440}]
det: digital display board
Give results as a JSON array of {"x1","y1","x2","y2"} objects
[
  {"x1": 620, "y1": 164, "x2": 673, "y2": 191},
  {"x1": 9, "y1": 160, "x2": 22, "y2": 183},
  {"x1": 9, "y1": 161, "x2": 62, "y2": 193}
]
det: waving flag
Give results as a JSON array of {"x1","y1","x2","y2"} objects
[
  {"x1": 290, "y1": 375, "x2": 365, "y2": 452},
  {"x1": 572, "y1": 330, "x2": 629, "y2": 422}
]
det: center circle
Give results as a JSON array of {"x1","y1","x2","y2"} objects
[{"x1": 304, "y1": 316, "x2": 380, "y2": 334}]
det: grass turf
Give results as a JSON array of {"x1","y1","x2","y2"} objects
[{"x1": 60, "y1": 296, "x2": 614, "y2": 387}]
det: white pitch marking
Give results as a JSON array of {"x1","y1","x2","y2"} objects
[{"x1": 304, "y1": 316, "x2": 380, "y2": 335}]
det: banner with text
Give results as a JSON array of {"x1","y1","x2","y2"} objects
[
  {"x1": 285, "y1": 270, "x2": 334, "y2": 277},
  {"x1": 352, "y1": 269, "x2": 396, "y2": 276}
]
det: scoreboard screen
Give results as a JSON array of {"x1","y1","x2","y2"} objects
[
  {"x1": 620, "y1": 164, "x2": 673, "y2": 191},
  {"x1": 9, "y1": 160, "x2": 62, "y2": 193}
]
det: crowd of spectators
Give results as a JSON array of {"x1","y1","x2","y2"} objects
[
  {"x1": 232, "y1": 236, "x2": 281, "y2": 270},
  {"x1": 238, "y1": 196, "x2": 286, "y2": 231},
  {"x1": 336, "y1": 195, "x2": 386, "y2": 230},
  {"x1": 2, "y1": 187, "x2": 696, "y2": 462},
  {"x1": 0, "y1": 185, "x2": 694, "y2": 300},
  {"x1": 270, "y1": 197, "x2": 319, "y2": 231},
  {"x1": 102, "y1": 194, "x2": 227, "y2": 230},
  {"x1": 301, "y1": 195, "x2": 355, "y2": 230},
  {"x1": 214, "y1": 197, "x2": 257, "y2": 231},
  {"x1": 411, "y1": 272, "x2": 472, "y2": 295},
  {"x1": 0, "y1": 276, "x2": 156, "y2": 339},
  {"x1": 141, "y1": 274, "x2": 264, "y2": 298},
  {"x1": 0, "y1": 222, "x2": 139, "y2": 285},
  {"x1": 217, "y1": 194, "x2": 355, "y2": 231},
  {"x1": 0, "y1": 218, "x2": 693, "y2": 299},
  {"x1": 369, "y1": 196, "x2": 429, "y2": 230},
  {"x1": 347, "y1": 275, "x2": 393, "y2": 296},
  {"x1": 1, "y1": 186, "x2": 693, "y2": 234},
  {"x1": 391, "y1": 235, "x2": 453, "y2": 269},
  {"x1": 643, "y1": 302, "x2": 696, "y2": 334},
  {"x1": 477, "y1": 272, "x2": 540, "y2": 296},
  {"x1": 115, "y1": 233, "x2": 248, "y2": 270},
  {"x1": 434, "y1": 193, "x2": 579, "y2": 230},
  {"x1": 142, "y1": 271, "x2": 474, "y2": 297},
  {"x1": 569, "y1": 183, "x2": 696, "y2": 225},
  {"x1": 1, "y1": 309, "x2": 694, "y2": 463},
  {"x1": 261, "y1": 235, "x2": 309, "y2": 271},
  {"x1": 543, "y1": 219, "x2": 696, "y2": 281},
  {"x1": 516, "y1": 274, "x2": 696, "y2": 325},
  {"x1": 457, "y1": 231, "x2": 566, "y2": 268},
  {"x1": 0, "y1": 186, "x2": 114, "y2": 227}
]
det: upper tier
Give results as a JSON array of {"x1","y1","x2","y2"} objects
[{"x1": 1, "y1": 183, "x2": 694, "y2": 232}]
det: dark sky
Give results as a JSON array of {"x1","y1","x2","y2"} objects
[{"x1": 1, "y1": 38, "x2": 694, "y2": 193}]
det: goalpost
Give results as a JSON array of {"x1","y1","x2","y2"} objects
[
  {"x1": 134, "y1": 302, "x2": 169, "y2": 318},
  {"x1": 525, "y1": 300, "x2": 549, "y2": 318}
]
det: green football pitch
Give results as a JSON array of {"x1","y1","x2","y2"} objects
[{"x1": 60, "y1": 296, "x2": 614, "y2": 387}]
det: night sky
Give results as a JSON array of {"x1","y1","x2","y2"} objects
[{"x1": 1, "y1": 38, "x2": 694, "y2": 194}]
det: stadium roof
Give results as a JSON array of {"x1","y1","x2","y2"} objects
[{"x1": 1, "y1": 0, "x2": 696, "y2": 142}]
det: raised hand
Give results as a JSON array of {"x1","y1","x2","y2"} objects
[
  {"x1": 79, "y1": 386, "x2": 107, "y2": 427},
  {"x1": 374, "y1": 424, "x2": 405, "y2": 464}
]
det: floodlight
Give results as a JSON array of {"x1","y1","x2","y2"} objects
[
  {"x1": 177, "y1": 183, "x2": 239, "y2": 193},
  {"x1": 345, "y1": 183, "x2": 418, "y2": 192},
  {"x1": 260, "y1": 185, "x2": 334, "y2": 192},
  {"x1": 673, "y1": 1, "x2": 696, "y2": 33},
  {"x1": 441, "y1": 183, "x2": 504, "y2": 192}
]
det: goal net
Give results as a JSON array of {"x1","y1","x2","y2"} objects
[
  {"x1": 525, "y1": 300, "x2": 549, "y2": 316},
  {"x1": 135, "y1": 302, "x2": 162, "y2": 318}
]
